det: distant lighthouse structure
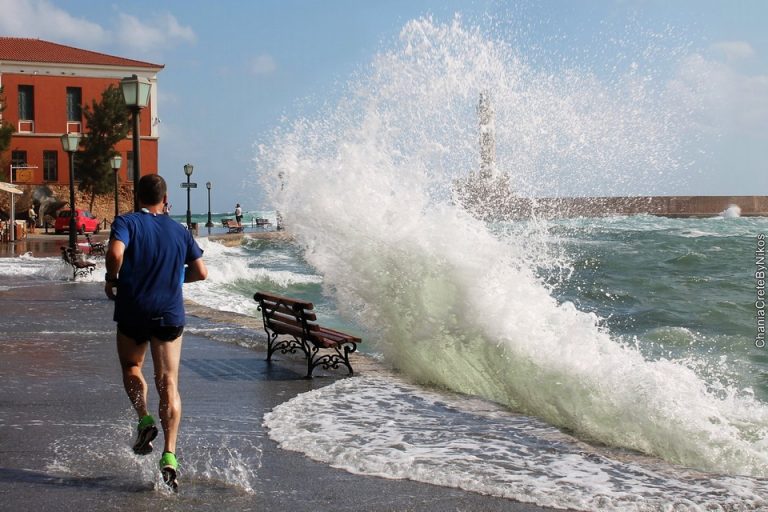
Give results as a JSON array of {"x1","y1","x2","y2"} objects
[
  {"x1": 478, "y1": 90, "x2": 496, "y2": 181},
  {"x1": 452, "y1": 90, "x2": 517, "y2": 221}
]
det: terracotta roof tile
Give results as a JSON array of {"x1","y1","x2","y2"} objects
[{"x1": 0, "y1": 37, "x2": 163, "y2": 69}]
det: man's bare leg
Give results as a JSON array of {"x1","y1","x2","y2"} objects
[
  {"x1": 117, "y1": 331, "x2": 159, "y2": 455},
  {"x1": 116, "y1": 331, "x2": 150, "y2": 418},
  {"x1": 150, "y1": 336, "x2": 183, "y2": 454}
]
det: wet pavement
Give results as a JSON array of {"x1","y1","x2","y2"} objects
[{"x1": 0, "y1": 279, "x2": 556, "y2": 511}]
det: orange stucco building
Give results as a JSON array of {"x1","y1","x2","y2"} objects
[{"x1": 0, "y1": 37, "x2": 163, "y2": 189}]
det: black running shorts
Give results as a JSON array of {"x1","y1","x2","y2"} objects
[{"x1": 118, "y1": 323, "x2": 184, "y2": 345}]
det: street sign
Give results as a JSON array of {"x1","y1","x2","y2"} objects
[{"x1": 180, "y1": 182, "x2": 198, "y2": 188}]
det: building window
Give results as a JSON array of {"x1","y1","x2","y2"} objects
[
  {"x1": 43, "y1": 151, "x2": 58, "y2": 182},
  {"x1": 11, "y1": 151, "x2": 27, "y2": 181},
  {"x1": 11, "y1": 151, "x2": 26, "y2": 166},
  {"x1": 66, "y1": 87, "x2": 82, "y2": 122},
  {"x1": 127, "y1": 151, "x2": 136, "y2": 181},
  {"x1": 18, "y1": 85, "x2": 34, "y2": 120}
]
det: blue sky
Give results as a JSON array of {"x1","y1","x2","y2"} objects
[{"x1": 1, "y1": 0, "x2": 766, "y2": 213}]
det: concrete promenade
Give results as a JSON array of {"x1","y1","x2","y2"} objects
[{"x1": 0, "y1": 241, "x2": 557, "y2": 511}]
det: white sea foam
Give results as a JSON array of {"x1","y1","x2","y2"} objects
[
  {"x1": 0, "y1": 255, "x2": 80, "y2": 282},
  {"x1": 47, "y1": 418, "x2": 261, "y2": 494},
  {"x1": 265, "y1": 377, "x2": 768, "y2": 511},
  {"x1": 679, "y1": 229, "x2": 717, "y2": 238},
  {"x1": 256, "y1": 15, "x2": 768, "y2": 483},
  {"x1": 722, "y1": 205, "x2": 742, "y2": 218},
  {"x1": 184, "y1": 238, "x2": 322, "y2": 315}
]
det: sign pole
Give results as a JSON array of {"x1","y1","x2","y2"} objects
[{"x1": 181, "y1": 181, "x2": 198, "y2": 230}]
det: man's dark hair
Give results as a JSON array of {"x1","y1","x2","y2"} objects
[{"x1": 138, "y1": 174, "x2": 167, "y2": 205}]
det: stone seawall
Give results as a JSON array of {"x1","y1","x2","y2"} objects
[
  {"x1": 532, "y1": 196, "x2": 768, "y2": 218},
  {"x1": 0, "y1": 183, "x2": 134, "y2": 223},
  {"x1": 2, "y1": 185, "x2": 767, "y2": 221}
]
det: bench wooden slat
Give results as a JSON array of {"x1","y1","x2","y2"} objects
[
  {"x1": 317, "y1": 326, "x2": 361, "y2": 343},
  {"x1": 313, "y1": 331, "x2": 352, "y2": 344},
  {"x1": 268, "y1": 319, "x2": 308, "y2": 338},
  {"x1": 267, "y1": 311, "x2": 319, "y2": 331},
  {"x1": 259, "y1": 299, "x2": 317, "y2": 318},
  {"x1": 254, "y1": 291, "x2": 314, "y2": 310},
  {"x1": 264, "y1": 304, "x2": 317, "y2": 321},
  {"x1": 309, "y1": 334, "x2": 342, "y2": 349},
  {"x1": 311, "y1": 330, "x2": 360, "y2": 349}
]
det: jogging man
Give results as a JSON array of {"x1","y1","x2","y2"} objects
[{"x1": 105, "y1": 174, "x2": 207, "y2": 490}]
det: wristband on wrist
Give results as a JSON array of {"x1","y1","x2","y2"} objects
[{"x1": 105, "y1": 273, "x2": 118, "y2": 282}]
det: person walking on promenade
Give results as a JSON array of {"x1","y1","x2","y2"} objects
[
  {"x1": 104, "y1": 174, "x2": 207, "y2": 491},
  {"x1": 28, "y1": 205, "x2": 37, "y2": 232},
  {"x1": 235, "y1": 203, "x2": 243, "y2": 226}
]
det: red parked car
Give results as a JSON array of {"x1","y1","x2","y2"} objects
[{"x1": 54, "y1": 209, "x2": 101, "y2": 234}]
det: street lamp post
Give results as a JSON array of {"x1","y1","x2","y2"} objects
[
  {"x1": 184, "y1": 164, "x2": 194, "y2": 230},
  {"x1": 205, "y1": 182, "x2": 213, "y2": 228},
  {"x1": 60, "y1": 132, "x2": 82, "y2": 252},
  {"x1": 120, "y1": 74, "x2": 151, "y2": 212},
  {"x1": 110, "y1": 154, "x2": 122, "y2": 220}
]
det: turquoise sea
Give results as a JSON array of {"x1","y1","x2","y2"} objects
[
  {"x1": 177, "y1": 212, "x2": 768, "y2": 510},
  {"x1": 551, "y1": 215, "x2": 768, "y2": 401}
]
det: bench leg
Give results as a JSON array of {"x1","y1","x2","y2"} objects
[
  {"x1": 71, "y1": 265, "x2": 95, "y2": 280},
  {"x1": 266, "y1": 333, "x2": 310, "y2": 364},
  {"x1": 261, "y1": 329, "x2": 357, "y2": 378},
  {"x1": 266, "y1": 332, "x2": 278, "y2": 362},
  {"x1": 306, "y1": 342, "x2": 357, "y2": 378},
  {"x1": 306, "y1": 348, "x2": 316, "y2": 378}
]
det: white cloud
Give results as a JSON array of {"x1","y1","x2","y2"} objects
[
  {"x1": 115, "y1": 12, "x2": 196, "y2": 55},
  {"x1": 249, "y1": 54, "x2": 277, "y2": 76},
  {"x1": 0, "y1": 1, "x2": 195, "y2": 60},
  {"x1": 710, "y1": 40, "x2": 755, "y2": 62},
  {"x1": 0, "y1": 0, "x2": 106, "y2": 47},
  {"x1": 668, "y1": 53, "x2": 768, "y2": 135}
]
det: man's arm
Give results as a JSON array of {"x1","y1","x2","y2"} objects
[
  {"x1": 184, "y1": 257, "x2": 208, "y2": 283},
  {"x1": 104, "y1": 239, "x2": 125, "y2": 300}
]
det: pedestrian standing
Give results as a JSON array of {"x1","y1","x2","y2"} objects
[
  {"x1": 235, "y1": 203, "x2": 243, "y2": 226},
  {"x1": 28, "y1": 205, "x2": 37, "y2": 232}
]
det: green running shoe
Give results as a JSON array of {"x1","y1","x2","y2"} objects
[
  {"x1": 132, "y1": 415, "x2": 158, "y2": 455},
  {"x1": 159, "y1": 451, "x2": 179, "y2": 492}
]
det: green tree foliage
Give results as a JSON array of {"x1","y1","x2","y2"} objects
[
  {"x1": 79, "y1": 85, "x2": 129, "y2": 210},
  {"x1": 0, "y1": 86, "x2": 16, "y2": 181}
]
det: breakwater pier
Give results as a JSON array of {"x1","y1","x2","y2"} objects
[{"x1": 515, "y1": 195, "x2": 768, "y2": 218}]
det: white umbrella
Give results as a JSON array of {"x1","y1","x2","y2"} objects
[{"x1": 0, "y1": 182, "x2": 24, "y2": 243}]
